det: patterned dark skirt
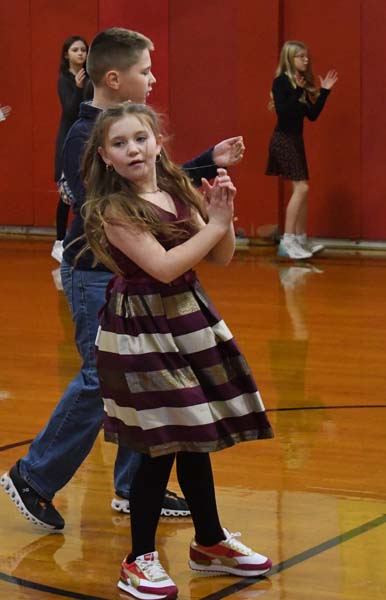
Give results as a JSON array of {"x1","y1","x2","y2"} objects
[
  {"x1": 265, "y1": 129, "x2": 309, "y2": 181},
  {"x1": 96, "y1": 272, "x2": 274, "y2": 457}
]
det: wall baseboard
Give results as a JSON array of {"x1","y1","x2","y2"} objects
[
  {"x1": 1, "y1": 227, "x2": 386, "y2": 252},
  {"x1": 0, "y1": 226, "x2": 56, "y2": 237},
  {"x1": 243, "y1": 236, "x2": 386, "y2": 251}
]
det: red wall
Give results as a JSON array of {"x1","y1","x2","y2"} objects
[
  {"x1": 99, "y1": 0, "x2": 170, "y2": 113},
  {"x1": 0, "y1": 0, "x2": 98, "y2": 226},
  {"x1": 0, "y1": 1, "x2": 384, "y2": 240},
  {"x1": 235, "y1": 0, "x2": 280, "y2": 237},
  {"x1": 30, "y1": 0, "x2": 98, "y2": 226},
  {"x1": 281, "y1": 0, "x2": 361, "y2": 239},
  {"x1": 0, "y1": 1, "x2": 34, "y2": 225},
  {"x1": 361, "y1": 0, "x2": 386, "y2": 240}
]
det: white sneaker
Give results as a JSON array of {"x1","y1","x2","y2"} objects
[
  {"x1": 307, "y1": 242, "x2": 324, "y2": 254},
  {"x1": 296, "y1": 235, "x2": 324, "y2": 255},
  {"x1": 118, "y1": 551, "x2": 178, "y2": 599},
  {"x1": 277, "y1": 238, "x2": 312, "y2": 260},
  {"x1": 189, "y1": 528, "x2": 272, "y2": 577},
  {"x1": 112, "y1": 490, "x2": 191, "y2": 517},
  {"x1": 51, "y1": 240, "x2": 63, "y2": 263},
  {"x1": 112, "y1": 497, "x2": 131, "y2": 514}
]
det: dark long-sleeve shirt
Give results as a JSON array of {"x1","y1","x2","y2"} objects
[
  {"x1": 62, "y1": 101, "x2": 219, "y2": 271},
  {"x1": 54, "y1": 71, "x2": 93, "y2": 181},
  {"x1": 272, "y1": 74, "x2": 330, "y2": 135}
]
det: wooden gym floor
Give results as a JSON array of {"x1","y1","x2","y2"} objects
[{"x1": 0, "y1": 237, "x2": 385, "y2": 600}]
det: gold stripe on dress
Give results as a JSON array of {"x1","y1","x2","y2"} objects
[
  {"x1": 163, "y1": 291, "x2": 200, "y2": 319},
  {"x1": 96, "y1": 320, "x2": 233, "y2": 357},
  {"x1": 125, "y1": 366, "x2": 198, "y2": 393},
  {"x1": 104, "y1": 427, "x2": 275, "y2": 457},
  {"x1": 96, "y1": 329, "x2": 179, "y2": 355},
  {"x1": 113, "y1": 287, "x2": 209, "y2": 320},
  {"x1": 114, "y1": 292, "x2": 165, "y2": 318},
  {"x1": 199, "y1": 355, "x2": 251, "y2": 387}
]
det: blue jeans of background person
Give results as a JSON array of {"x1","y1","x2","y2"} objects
[{"x1": 19, "y1": 260, "x2": 141, "y2": 501}]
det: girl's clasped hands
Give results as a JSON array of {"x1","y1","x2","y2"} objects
[{"x1": 201, "y1": 168, "x2": 236, "y2": 230}]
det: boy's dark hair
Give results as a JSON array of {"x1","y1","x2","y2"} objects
[{"x1": 86, "y1": 28, "x2": 154, "y2": 85}]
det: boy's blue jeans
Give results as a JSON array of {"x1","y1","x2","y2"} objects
[{"x1": 19, "y1": 260, "x2": 140, "y2": 501}]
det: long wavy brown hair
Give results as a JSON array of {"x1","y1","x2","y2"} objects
[
  {"x1": 269, "y1": 40, "x2": 319, "y2": 110},
  {"x1": 81, "y1": 102, "x2": 206, "y2": 274}
]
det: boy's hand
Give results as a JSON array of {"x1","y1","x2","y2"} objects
[{"x1": 212, "y1": 136, "x2": 245, "y2": 167}]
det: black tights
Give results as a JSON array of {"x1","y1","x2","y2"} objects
[
  {"x1": 128, "y1": 452, "x2": 225, "y2": 559},
  {"x1": 56, "y1": 196, "x2": 70, "y2": 241}
]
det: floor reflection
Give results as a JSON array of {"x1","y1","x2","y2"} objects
[{"x1": 270, "y1": 264, "x2": 331, "y2": 471}]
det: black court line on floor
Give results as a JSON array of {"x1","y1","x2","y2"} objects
[
  {"x1": 1, "y1": 405, "x2": 385, "y2": 455},
  {"x1": 199, "y1": 513, "x2": 386, "y2": 600},
  {"x1": 0, "y1": 439, "x2": 33, "y2": 453},
  {"x1": 0, "y1": 572, "x2": 107, "y2": 600},
  {"x1": 266, "y1": 404, "x2": 386, "y2": 412},
  {"x1": 0, "y1": 513, "x2": 385, "y2": 600}
]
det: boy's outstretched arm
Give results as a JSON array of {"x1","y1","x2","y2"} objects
[{"x1": 182, "y1": 136, "x2": 245, "y2": 186}]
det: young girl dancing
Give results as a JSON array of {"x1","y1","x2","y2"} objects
[
  {"x1": 266, "y1": 40, "x2": 338, "y2": 260},
  {"x1": 52, "y1": 35, "x2": 92, "y2": 263},
  {"x1": 82, "y1": 102, "x2": 274, "y2": 600}
]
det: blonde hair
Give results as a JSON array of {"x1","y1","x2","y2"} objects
[
  {"x1": 269, "y1": 40, "x2": 319, "y2": 110},
  {"x1": 81, "y1": 102, "x2": 205, "y2": 274}
]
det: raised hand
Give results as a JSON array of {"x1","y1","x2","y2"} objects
[
  {"x1": 75, "y1": 68, "x2": 86, "y2": 88},
  {"x1": 319, "y1": 69, "x2": 338, "y2": 90},
  {"x1": 212, "y1": 136, "x2": 245, "y2": 167}
]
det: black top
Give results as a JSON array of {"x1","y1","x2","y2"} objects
[
  {"x1": 272, "y1": 74, "x2": 330, "y2": 135},
  {"x1": 62, "y1": 101, "x2": 219, "y2": 271},
  {"x1": 54, "y1": 70, "x2": 93, "y2": 181}
]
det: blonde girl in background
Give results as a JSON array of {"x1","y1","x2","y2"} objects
[{"x1": 266, "y1": 40, "x2": 338, "y2": 260}]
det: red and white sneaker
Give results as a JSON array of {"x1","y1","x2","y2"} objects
[
  {"x1": 118, "y1": 551, "x2": 178, "y2": 600},
  {"x1": 189, "y1": 528, "x2": 272, "y2": 577}
]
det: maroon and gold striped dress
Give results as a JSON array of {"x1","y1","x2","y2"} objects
[{"x1": 96, "y1": 196, "x2": 273, "y2": 457}]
